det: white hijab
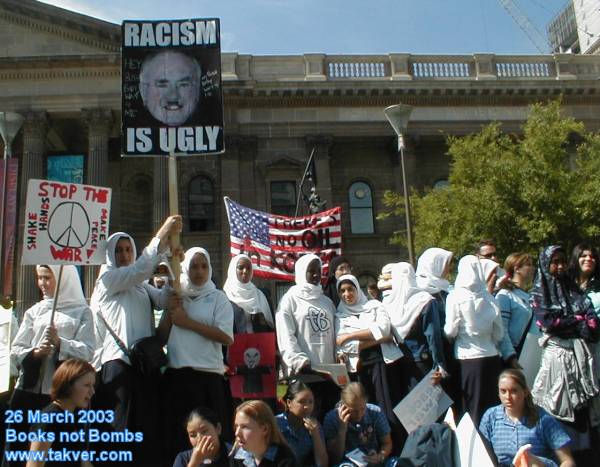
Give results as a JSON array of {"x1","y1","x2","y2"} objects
[
  {"x1": 37, "y1": 264, "x2": 87, "y2": 310},
  {"x1": 451, "y1": 255, "x2": 500, "y2": 333},
  {"x1": 287, "y1": 254, "x2": 324, "y2": 301},
  {"x1": 179, "y1": 247, "x2": 217, "y2": 299},
  {"x1": 385, "y1": 262, "x2": 433, "y2": 341},
  {"x1": 416, "y1": 248, "x2": 453, "y2": 294},
  {"x1": 336, "y1": 274, "x2": 381, "y2": 318},
  {"x1": 223, "y1": 254, "x2": 273, "y2": 326}
]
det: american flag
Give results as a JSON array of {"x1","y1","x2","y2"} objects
[{"x1": 224, "y1": 197, "x2": 342, "y2": 281}]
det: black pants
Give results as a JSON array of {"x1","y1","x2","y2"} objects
[
  {"x1": 162, "y1": 368, "x2": 230, "y2": 465},
  {"x1": 93, "y1": 359, "x2": 161, "y2": 466},
  {"x1": 460, "y1": 355, "x2": 502, "y2": 427}
]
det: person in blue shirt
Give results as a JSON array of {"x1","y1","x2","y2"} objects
[
  {"x1": 172, "y1": 407, "x2": 229, "y2": 467},
  {"x1": 276, "y1": 380, "x2": 328, "y2": 467},
  {"x1": 323, "y1": 382, "x2": 393, "y2": 466},
  {"x1": 480, "y1": 369, "x2": 574, "y2": 467}
]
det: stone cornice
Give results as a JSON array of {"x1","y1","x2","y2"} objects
[
  {"x1": 0, "y1": 0, "x2": 120, "y2": 53},
  {"x1": 0, "y1": 54, "x2": 119, "y2": 80}
]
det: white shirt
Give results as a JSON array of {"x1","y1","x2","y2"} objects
[
  {"x1": 11, "y1": 301, "x2": 95, "y2": 394},
  {"x1": 276, "y1": 292, "x2": 336, "y2": 376},
  {"x1": 166, "y1": 290, "x2": 233, "y2": 374},
  {"x1": 92, "y1": 237, "x2": 166, "y2": 367}
]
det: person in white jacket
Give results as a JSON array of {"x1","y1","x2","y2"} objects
[
  {"x1": 91, "y1": 215, "x2": 180, "y2": 465},
  {"x1": 7, "y1": 264, "x2": 94, "y2": 465},
  {"x1": 444, "y1": 255, "x2": 504, "y2": 426},
  {"x1": 276, "y1": 253, "x2": 337, "y2": 419}
]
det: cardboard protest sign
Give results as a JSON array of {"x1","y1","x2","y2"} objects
[
  {"x1": 21, "y1": 179, "x2": 111, "y2": 265},
  {"x1": 393, "y1": 370, "x2": 453, "y2": 433},
  {"x1": 225, "y1": 197, "x2": 342, "y2": 281},
  {"x1": 121, "y1": 18, "x2": 224, "y2": 156},
  {"x1": 228, "y1": 332, "x2": 276, "y2": 399},
  {"x1": 452, "y1": 413, "x2": 495, "y2": 467}
]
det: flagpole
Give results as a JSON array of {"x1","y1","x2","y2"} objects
[{"x1": 294, "y1": 147, "x2": 316, "y2": 217}]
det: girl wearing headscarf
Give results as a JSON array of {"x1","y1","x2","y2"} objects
[
  {"x1": 444, "y1": 255, "x2": 504, "y2": 426},
  {"x1": 386, "y1": 262, "x2": 447, "y2": 380},
  {"x1": 7, "y1": 264, "x2": 94, "y2": 465},
  {"x1": 91, "y1": 215, "x2": 180, "y2": 465},
  {"x1": 276, "y1": 254, "x2": 337, "y2": 418},
  {"x1": 160, "y1": 247, "x2": 234, "y2": 462},
  {"x1": 224, "y1": 254, "x2": 274, "y2": 334},
  {"x1": 335, "y1": 274, "x2": 405, "y2": 453},
  {"x1": 322, "y1": 255, "x2": 351, "y2": 307},
  {"x1": 531, "y1": 245, "x2": 599, "y2": 462}
]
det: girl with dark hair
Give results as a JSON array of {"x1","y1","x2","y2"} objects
[
  {"x1": 496, "y1": 252, "x2": 536, "y2": 360},
  {"x1": 276, "y1": 381, "x2": 328, "y2": 467},
  {"x1": 231, "y1": 400, "x2": 300, "y2": 467},
  {"x1": 26, "y1": 359, "x2": 96, "y2": 467},
  {"x1": 480, "y1": 369, "x2": 574, "y2": 467},
  {"x1": 172, "y1": 407, "x2": 229, "y2": 467},
  {"x1": 531, "y1": 245, "x2": 599, "y2": 464},
  {"x1": 322, "y1": 256, "x2": 351, "y2": 307},
  {"x1": 568, "y1": 243, "x2": 600, "y2": 312}
]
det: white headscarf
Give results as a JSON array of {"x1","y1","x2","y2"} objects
[
  {"x1": 37, "y1": 265, "x2": 87, "y2": 310},
  {"x1": 287, "y1": 254, "x2": 323, "y2": 301},
  {"x1": 416, "y1": 248, "x2": 453, "y2": 294},
  {"x1": 385, "y1": 262, "x2": 433, "y2": 341},
  {"x1": 97, "y1": 231, "x2": 138, "y2": 280},
  {"x1": 336, "y1": 274, "x2": 381, "y2": 318},
  {"x1": 223, "y1": 254, "x2": 273, "y2": 326},
  {"x1": 179, "y1": 247, "x2": 217, "y2": 299},
  {"x1": 451, "y1": 255, "x2": 500, "y2": 333}
]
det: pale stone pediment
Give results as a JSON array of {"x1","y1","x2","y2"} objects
[{"x1": 0, "y1": 0, "x2": 119, "y2": 58}]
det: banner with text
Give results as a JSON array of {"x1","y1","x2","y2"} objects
[
  {"x1": 1, "y1": 159, "x2": 18, "y2": 296},
  {"x1": 224, "y1": 197, "x2": 342, "y2": 281},
  {"x1": 121, "y1": 18, "x2": 224, "y2": 156},
  {"x1": 21, "y1": 179, "x2": 111, "y2": 265}
]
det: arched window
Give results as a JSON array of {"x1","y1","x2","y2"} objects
[
  {"x1": 433, "y1": 178, "x2": 449, "y2": 190},
  {"x1": 189, "y1": 175, "x2": 215, "y2": 231},
  {"x1": 349, "y1": 181, "x2": 374, "y2": 234}
]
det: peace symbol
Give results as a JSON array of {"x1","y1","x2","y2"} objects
[{"x1": 48, "y1": 202, "x2": 91, "y2": 248}]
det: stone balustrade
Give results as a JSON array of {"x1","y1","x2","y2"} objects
[{"x1": 220, "y1": 52, "x2": 599, "y2": 82}]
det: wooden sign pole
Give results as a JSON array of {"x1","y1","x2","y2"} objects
[
  {"x1": 39, "y1": 263, "x2": 64, "y2": 393},
  {"x1": 168, "y1": 152, "x2": 181, "y2": 293}
]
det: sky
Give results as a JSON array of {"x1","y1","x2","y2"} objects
[{"x1": 39, "y1": 0, "x2": 572, "y2": 55}]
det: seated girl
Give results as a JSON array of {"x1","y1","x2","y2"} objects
[
  {"x1": 323, "y1": 383, "x2": 393, "y2": 466},
  {"x1": 173, "y1": 407, "x2": 229, "y2": 467},
  {"x1": 480, "y1": 369, "x2": 575, "y2": 467},
  {"x1": 276, "y1": 381, "x2": 328, "y2": 467},
  {"x1": 231, "y1": 400, "x2": 300, "y2": 467}
]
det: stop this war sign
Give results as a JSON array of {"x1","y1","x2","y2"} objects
[{"x1": 21, "y1": 179, "x2": 112, "y2": 265}]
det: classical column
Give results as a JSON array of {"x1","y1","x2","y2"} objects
[
  {"x1": 16, "y1": 111, "x2": 48, "y2": 317},
  {"x1": 306, "y1": 135, "x2": 333, "y2": 210},
  {"x1": 83, "y1": 108, "x2": 113, "y2": 299},
  {"x1": 153, "y1": 156, "x2": 169, "y2": 231}
]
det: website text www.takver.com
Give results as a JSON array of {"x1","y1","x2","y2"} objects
[{"x1": 4, "y1": 448, "x2": 133, "y2": 463}]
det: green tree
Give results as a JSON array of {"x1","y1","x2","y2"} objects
[{"x1": 379, "y1": 100, "x2": 600, "y2": 259}]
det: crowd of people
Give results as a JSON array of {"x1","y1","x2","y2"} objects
[{"x1": 3, "y1": 214, "x2": 600, "y2": 467}]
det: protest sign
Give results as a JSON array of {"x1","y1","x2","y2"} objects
[
  {"x1": 453, "y1": 413, "x2": 494, "y2": 467},
  {"x1": 393, "y1": 370, "x2": 453, "y2": 433},
  {"x1": 21, "y1": 179, "x2": 111, "y2": 266},
  {"x1": 518, "y1": 331, "x2": 543, "y2": 387},
  {"x1": 225, "y1": 197, "x2": 342, "y2": 281},
  {"x1": 121, "y1": 18, "x2": 224, "y2": 156},
  {"x1": 228, "y1": 332, "x2": 276, "y2": 399}
]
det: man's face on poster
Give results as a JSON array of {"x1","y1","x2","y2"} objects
[{"x1": 139, "y1": 51, "x2": 200, "y2": 127}]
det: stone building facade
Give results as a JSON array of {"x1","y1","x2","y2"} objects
[{"x1": 3, "y1": 0, "x2": 600, "y2": 312}]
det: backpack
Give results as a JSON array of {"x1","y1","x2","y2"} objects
[{"x1": 396, "y1": 423, "x2": 455, "y2": 467}]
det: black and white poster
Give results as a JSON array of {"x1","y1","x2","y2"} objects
[{"x1": 121, "y1": 18, "x2": 224, "y2": 156}]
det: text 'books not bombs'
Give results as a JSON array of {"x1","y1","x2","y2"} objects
[{"x1": 123, "y1": 20, "x2": 218, "y2": 47}]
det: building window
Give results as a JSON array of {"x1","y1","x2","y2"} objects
[
  {"x1": 349, "y1": 181, "x2": 374, "y2": 234},
  {"x1": 189, "y1": 175, "x2": 215, "y2": 231},
  {"x1": 270, "y1": 181, "x2": 296, "y2": 217}
]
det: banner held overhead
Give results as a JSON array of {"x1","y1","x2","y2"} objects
[{"x1": 121, "y1": 18, "x2": 224, "y2": 156}]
